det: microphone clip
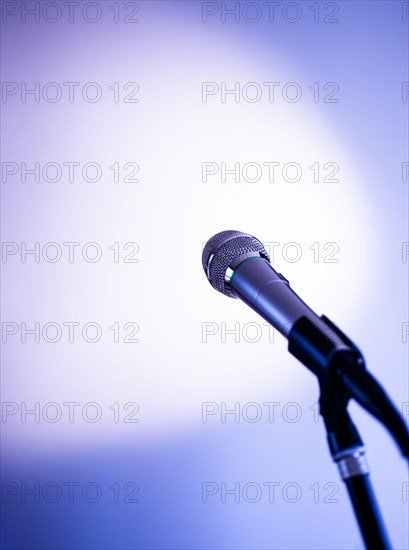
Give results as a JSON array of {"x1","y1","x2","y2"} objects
[{"x1": 288, "y1": 315, "x2": 409, "y2": 459}]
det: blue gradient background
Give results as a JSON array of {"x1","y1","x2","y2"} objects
[{"x1": 1, "y1": 1, "x2": 408, "y2": 549}]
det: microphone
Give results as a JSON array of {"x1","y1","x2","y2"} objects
[
  {"x1": 202, "y1": 230, "x2": 409, "y2": 458},
  {"x1": 202, "y1": 229, "x2": 333, "y2": 339}
]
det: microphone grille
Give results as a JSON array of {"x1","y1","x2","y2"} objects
[{"x1": 202, "y1": 230, "x2": 270, "y2": 297}]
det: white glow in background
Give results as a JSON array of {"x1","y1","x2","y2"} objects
[
  {"x1": 1, "y1": 2, "x2": 408, "y2": 549},
  {"x1": 2, "y1": 4, "x2": 377, "y2": 444}
]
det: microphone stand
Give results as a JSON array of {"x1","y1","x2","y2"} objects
[
  {"x1": 288, "y1": 315, "x2": 409, "y2": 550},
  {"x1": 319, "y1": 378, "x2": 391, "y2": 549}
]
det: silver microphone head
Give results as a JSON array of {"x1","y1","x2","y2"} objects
[{"x1": 202, "y1": 230, "x2": 270, "y2": 298}]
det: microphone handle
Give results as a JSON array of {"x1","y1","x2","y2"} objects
[{"x1": 230, "y1": 256, "x2": 322, "y2": 338}]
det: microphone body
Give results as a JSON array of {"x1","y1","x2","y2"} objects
[{"x1": 230, "y1": 255, "x2": 324, "y2": 339}]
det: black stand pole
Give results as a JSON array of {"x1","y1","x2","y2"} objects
[
  {"x1": 344, "y1": 475, "x2": 390, "y2": 549},
  {"x1": 320, "y1": 391, "x2": 391, "y2": 549},
  {"x1": 288, "y1": 314, "x2": 409, "y2": 549}
]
